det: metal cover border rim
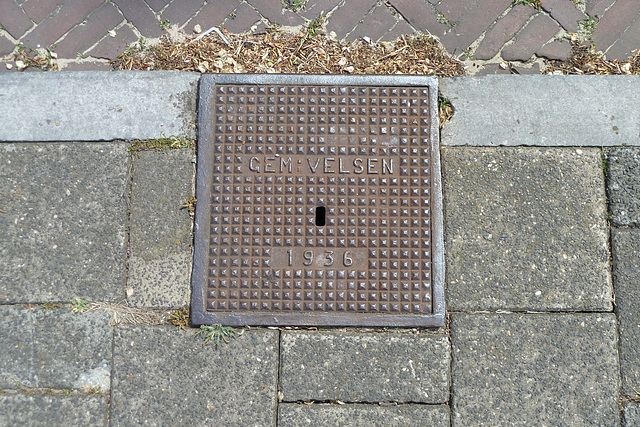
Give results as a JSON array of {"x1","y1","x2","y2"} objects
[{"x1": 191, "y1": 74, "x2": 444, "y2": 327}]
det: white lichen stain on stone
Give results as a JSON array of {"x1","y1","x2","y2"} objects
[{"x1": 73, "y1": 359, "x2": 110, "y2": 392}]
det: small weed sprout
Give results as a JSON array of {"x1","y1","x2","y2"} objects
[
  {"x1": 281, "y1": 0, "x2": 307, "y2": 11},
  {"x1": 601, "y1": 152, "x2": 609, "y2": 177},
  {"x1": 434, "y1": 10, "x2": 454, "y2": 26},
  {"x1": 438, "y1": 95, "x2": 455, "y2": 127},
  {"x1": 196, "y1": 324, "x2": 243, "y2": 346},
  {"x1": 307, "y1": 14, "x2": 325, "y2": 37},
  {"x1": 160, "y1": 19, "x2": 171, "y2": 30},
  {"x1": 86, "y1": 386, "x2": 102, "y2": 395},
  {"x1": 181, "y1": 196, "x2": 197, "y2": 214},
  {"x1": 72, "y1": 299, "x2": 88, "y2": 313},
  {"x1": 227, "y1": 11, "x2": 237, "y2": 19},
  {"x1": 577, "y1": 15, "x2": 598, "y2": 42},
  {"x1": 169, "y1": 308, "x2": 190, "y2": 330}
]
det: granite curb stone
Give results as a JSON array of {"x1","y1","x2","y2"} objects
[
  {"x1": 280, "y1": 331, "x2": 450, "y2": 403},
  {"x1": 0, "y1": 395, "x2": 108, "y2": 427},
  {"x1": 278, "y1": 403, "x2": 451, "y2": 426},
  {"x1": 612, "y1": 229, "x2": 640, "y2": 396},
  {"x1": 451, "y1": 313, "x2": 620, "y2": 426},
  {"x1": 0, "y1": 72, "x2": 199, "y2": 142},
  {"x1": 623, "y1": 402, "x2": 640, "y2": 427},
  {"x1": 440, "y1": 75, "x2": 640, "y2": 146},
  {"x1": 0, "y1": 143, "x2": 128, "y2": 303},
  {"x1": 110, "y1": 326, "x2": 278, "y2": 426},
  {"x1": 0, "y1": 307, "x2": 112, "y2": 391},
  {"x1": 443, "y1": 147, "x2": 611, "y2": 311},
  {"x1": 606, "y1": 147, "x2": 640, "y2": 227},
  {"x1": 128, "y1": 149, "x2": 194, "y2": 308}
]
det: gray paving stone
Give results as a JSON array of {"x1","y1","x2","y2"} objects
[
  {"x1": 0, "y1": 71, "x2": 199, "y2": 141},
  {"x1": 326, "y1": 0, "x2": 378, "y2": 39},
  {"x1": 128, "y1": 149, "x2": 194, "y2": 308},
  {"x1": 0, "y1": 394, "x2": 108, "y2": 427},
  {"x1": 606, "y1": 147, "x2": 640, "y2": 227},
  {"x1": 280, "y1": 331, "x2": 450, "y2": 403},
  {"x1": 22, "y1": 0, "x2": 61, "y2": 24},
  {"x1": 612, "y1": 229, "x2": 640, "y2": 396},
  {"x1": 248, "y1": 0, "x2": 305, "y2": 26},
  {"x1": 500, "y1": 14, "x2": 560, "y2": 61},
  {"x1": 473, "y1": 4, "x2": 536, "y2": 60},
  {"x1": 623, "y1": 402, "x2": 640, "y2": 427},
  {"x1": 300, "y1": 0, "x2": 342, "y2": 19},
  {"x1": 541, "y1": 0, "x2": 587, "y2": 33},
  {"x1": 0, "y1": 306, "x2": 112, "y2": 391},
  {"x1": 438, "y1": 0, "x2": 512, "y2": 55},
  {"x1": 536, "y1": 39, "x2": 573, "y2": 61},
  {"x1": 53, "y1": 3, "x2": 123, "y2": 58},
  {"x1": 591, "y1": 0, "x2": 640, "y2": 52},
  {"x1": 606, "y1": 15, "x2": 640, "y2": 61},
  {"x1": 0, "y1": 0, "x2": 35, "y2": 39},
  {"x1": 451, "y1": 313, "x2": 620, "y2": 426},
  {"x1": 20, "y1": 0, "x2": 103, "y2": 48},
  {"x1": 0, "y1": 34, "x2": 16, "y2": 56},
  {"x1": 110, "y1": 326, "x2": 278, "y2": 426},
  {"x1": 0, "y1": 143, "x2": 128, "y2": 303},
  {"x1": 220, "y1": 2, "x2": 261, "y2": 33},
  {"x1": 161, "y1": 0, "x2": 205, "y2": 27},
  {"x1": 86, "y1": 24, "x2": 138, "y2": 60},
  {"x1": 278, "y1": 403, "x2": 450, "y2": 427},
  {"x1": 389, "y1": 0, "x2": 449, "y2": 38},
  {"x1": 112, "y1": 0, "x2": 164, "y2": 38},
  {"x1": 183, "y1": 0, "x2": 239, "y2": 34},
  {"x1": 443, "y1": 147, "x2": 611, "y2": 311},
  {"x1": 586, "y1": 0, "x2": 616, "y2": 17},
  {"x1": 440, "y1": 75, "x2": 640, "y2": 146},
  {"x1": 345, "y1": 4, "x2": 397, "y2": 42}
]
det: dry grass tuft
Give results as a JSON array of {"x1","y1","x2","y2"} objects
[
  {"x1": 113, "y1": 27, "x2": 465, "y2": 77},
  {"x1": 86, "y1": 301, "x2": 172, "y2": 326},
  {"x1": 545, "y1": 43, "x2": 640, "y2": 75}
]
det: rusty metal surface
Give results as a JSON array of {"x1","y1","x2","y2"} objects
[{"x1": 192, "y1": 75, "x2": 443, "y2": 327}]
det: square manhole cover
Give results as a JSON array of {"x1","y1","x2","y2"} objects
[{"x1": 192, "y1": 75, "x2": 444, "y2": 327}]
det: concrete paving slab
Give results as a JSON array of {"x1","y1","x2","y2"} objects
[
  {"x1": 280, "y1": 331, "x2": 450, "y2": 403},
  {"x1": 0, "y1": 143, "x2": 128, "y2": 303},
  {"x1": 278, "y1": 403, "x2": 450, "y2": 427},
  {"x1": 0, "y1": 72, "x2": 199, "y2": 142},
  {"x1": 0, "y1": 394, "x2": 108, "y2": 427},
  {"x1": 0, "y1": 307, "x2": 112, "y2": 391},
  {"x1": 443, "y1": 147, "x2": 611, "y2": 311},
  {"x1": 623, "y1": 402, "x2": 640, "y2": 427},
  {"x1": 128, "y1": 149, "x2": 194, "y2": 308},
  {"x1": 612, "y1": 229, "x2": 640, "y2": 396},
  {"x1": 440, "y1": 75, "x2": 640, "y2": 146},
  {"x1": 606, "y1": 147, "x2": 640, "y2": 227},
  {"x1": 110, "y1": 326, "x2": 278, "y2": 426},
  {"x1": 451, "y1": 313, "x2": 620, "y2": 426}
]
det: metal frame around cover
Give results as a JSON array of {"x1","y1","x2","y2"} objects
[{"x1": 191, "y1": 74, "x2": 444, "y2": 327}]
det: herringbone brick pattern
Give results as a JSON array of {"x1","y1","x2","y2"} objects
[{"x1": 0, "y1": 0, "x2": 638, "y2": 72}]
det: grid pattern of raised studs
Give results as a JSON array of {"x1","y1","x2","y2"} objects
[{"x1": 206, "y1": 85, "x2": 432, "y2": 314}]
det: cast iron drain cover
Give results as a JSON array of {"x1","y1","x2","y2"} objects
[{"x1": 192, "y1": 75, "x2": 444, "y2": 327}]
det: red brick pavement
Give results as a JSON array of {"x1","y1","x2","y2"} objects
[{"x1": 0, "y1": 0, "x2": 638, "y2": 72}]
